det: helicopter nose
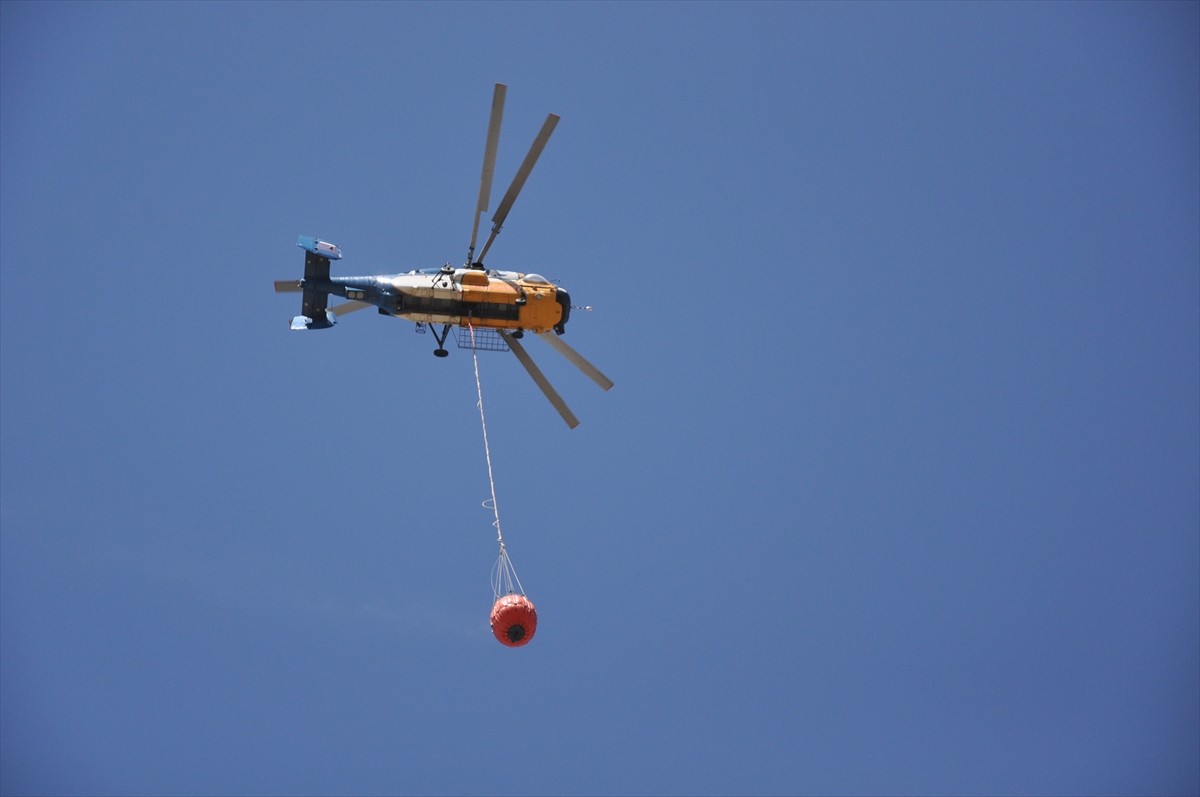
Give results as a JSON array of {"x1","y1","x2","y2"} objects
[{"x1": 555, "y1": 288, "x2": 571, "y2": 334}]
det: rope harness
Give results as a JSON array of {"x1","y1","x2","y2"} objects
[{"x1": 468, "y1": 323, "x2": 526, "y2": 600}]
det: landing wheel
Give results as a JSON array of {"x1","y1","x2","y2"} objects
[{"x1": 434, "y1": 349, "x2": 449, "y2": 358}]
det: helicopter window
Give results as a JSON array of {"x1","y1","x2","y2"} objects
[{"x1": 523, "y1": 273, "x2": 550, "y2": 284}]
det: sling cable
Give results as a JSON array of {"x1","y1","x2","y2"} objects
[{"x1": 469, "y1": 323, "x2": 538, "y2": 647}]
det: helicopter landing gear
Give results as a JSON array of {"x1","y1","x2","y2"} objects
[{"x1": 431, "y1": 324, "x2": 452, "y2": 357}]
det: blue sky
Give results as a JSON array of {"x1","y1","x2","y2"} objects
[{"x1": 1, "y1": 2, "x2": 1197, "y2": 795}]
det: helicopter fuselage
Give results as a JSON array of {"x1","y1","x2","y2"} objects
[{"x1": 307, "y1": 266, "x2": 570, "y2": 334}]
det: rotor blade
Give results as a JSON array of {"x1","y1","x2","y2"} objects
[
  {"x1": 274, "y1": 279, "x2": 303, "y2": 293},
  {"x1": 468, "y1": 83, "x2": 506, "y2": 261},
  {"x1": 477, "y1": 113, "x2": 559, "y2": 264},
  {"x1": 499, "y1": 331, "x2": 579, "y2": 429},
  {"x1": 535, "y1": 332, "x2": 614, "y2": 391},
  {"x1": 330, "y1": 300, "x2": 372, "y2": 316}
]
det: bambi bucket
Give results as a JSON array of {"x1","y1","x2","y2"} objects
[{"x1": 490, "y1": 594, "x2": 537, "y2": 647}]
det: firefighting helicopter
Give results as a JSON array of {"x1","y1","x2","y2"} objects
[{"x1": 273, "y1": 84, "x2": 612, "y2": 428}]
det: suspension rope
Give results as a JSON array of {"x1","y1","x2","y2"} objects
[{"x1": 468, "y1": 323, "x2": 526, "y2": 599}]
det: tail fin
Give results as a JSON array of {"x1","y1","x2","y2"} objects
[{"x1": 285, "y1": 236, "x2": 341, "y2": 330}]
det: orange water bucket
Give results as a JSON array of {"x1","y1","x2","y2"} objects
[{"x1": 490, "y1": 594, "x2": 537, "y2": 647}]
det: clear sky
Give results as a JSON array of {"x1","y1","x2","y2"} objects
[{"x1": 1, "y1": 2, "x2": 1197, "y2": 795}]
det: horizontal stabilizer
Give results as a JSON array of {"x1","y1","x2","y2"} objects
[
  {"x1": 281, "y1": 236, "x2": 340, "y2": 331},
  {"x1": 303, "y1": 251, "x2": 332, "y2": 282}
]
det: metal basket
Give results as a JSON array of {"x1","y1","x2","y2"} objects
[{"x1": 453, "y1": 326, "x2": 510, "y2": 352}]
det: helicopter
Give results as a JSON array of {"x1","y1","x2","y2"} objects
[{"x1": 274, "y1": 84, "x2": 612, "y2": 429}]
